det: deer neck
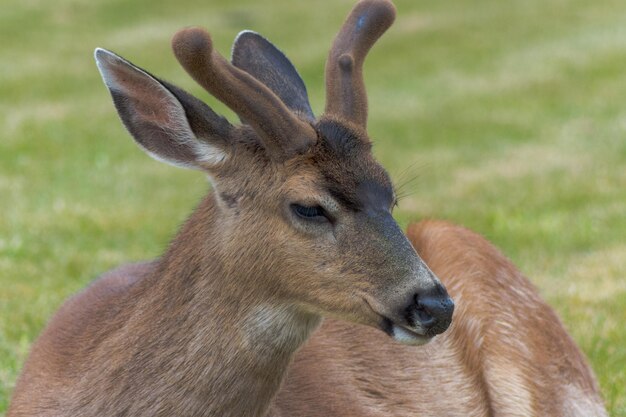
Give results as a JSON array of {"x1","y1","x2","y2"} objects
[{"x1": 117, "y1": 193, "x2": 321, "y2": 416}]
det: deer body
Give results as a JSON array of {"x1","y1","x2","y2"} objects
[{"x1": 8, "y1": 1, "x2": 605, "y2": 416}]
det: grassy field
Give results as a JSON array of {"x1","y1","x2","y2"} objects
[{"x1": 1, "y1": 0, "x2": 625, "y2": 414}]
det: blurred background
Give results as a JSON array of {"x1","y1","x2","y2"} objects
[{"x1": 1, "y1": 0, "x2": 625, "y2": 414}]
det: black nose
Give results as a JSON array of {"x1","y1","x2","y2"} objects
[{"x1": 408, "y1": 285, "x2": 454, "y2": 336}]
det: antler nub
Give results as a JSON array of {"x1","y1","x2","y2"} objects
[
  {"x1": 339, "y1": 54, "x2": 354, "y2": 71},
  {"x1": 172, "y1": 27, "x2": 316, "y2": 160},
  {"x1": 325, "y1": 0, "x2": 396, "y2": 129}
]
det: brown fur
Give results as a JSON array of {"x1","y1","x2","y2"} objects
[
  {"x1": 8, "y1": 0, "x2": 605, "y2": 415},
  {"x1": 270, "y1": 221, "x2": 607, "y2": 416},
  {"x1": 9, "y1": 219, "x2": 606, "y2": 416}
]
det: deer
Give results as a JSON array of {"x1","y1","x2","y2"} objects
[{"x1": 8, "y1": 0, "x2": 606, "y2": 416}]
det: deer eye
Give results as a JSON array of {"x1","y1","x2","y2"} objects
[{"x1": 291, "y1": 204, "x2": 329, "y2": 222}]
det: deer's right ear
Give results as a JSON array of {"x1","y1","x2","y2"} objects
[{"x1": 95, "y1": 48, "x2": 233, "y2": 170}]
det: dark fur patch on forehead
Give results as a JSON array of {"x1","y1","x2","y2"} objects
[
  {"x1": 311, "y1": 119, "x2": 394, "y2": 212},
  {"x1": 315, "y1": 118, "x2": 371, "y2": 155}
]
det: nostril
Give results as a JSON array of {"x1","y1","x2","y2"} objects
[{"x1": 414, "y1": 302, "x2": 435, "y2": 326}]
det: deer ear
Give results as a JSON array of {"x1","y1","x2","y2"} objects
[
  {"x1": 95, "y1": 48, "x2": 233, "y2": 170},
  {"x1": 232, "y1": 31, "x2": 314, "y2": 122}
]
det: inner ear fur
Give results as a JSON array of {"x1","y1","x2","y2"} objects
[{"x1": 95, "y1": 48, "x2": 234, "y2": 169}]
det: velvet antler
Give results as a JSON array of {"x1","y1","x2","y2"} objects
[
  {"x1": 172, "y1": 27, "x2": 316, "y2": 160},
  {"x1": 324, "y1": 0, "x2": 396, "y2": 129}
]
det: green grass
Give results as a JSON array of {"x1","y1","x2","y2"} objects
[{"x1": 1, "y1": 0, "x2": 625, "y2": 414}]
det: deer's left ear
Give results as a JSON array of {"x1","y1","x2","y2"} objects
[
  {"x1": 232, "y1": 31, "x2": 314, "y2": 122},
  {"x1": 95, "y1": 48, "x2": 234, "y2": 170}
]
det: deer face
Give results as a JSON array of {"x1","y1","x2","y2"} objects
[
  {"x1": 95, "y1": 0, "x2": 453, "y2": 345},
  {"x1": 273, "y1": 120, "x2": 453, "y2": 344}
]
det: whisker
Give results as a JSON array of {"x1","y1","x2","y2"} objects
[{"x1": 392, "y1": 159, "x2": 431, "y2": 205}]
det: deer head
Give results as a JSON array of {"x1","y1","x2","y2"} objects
[{"x1": 94, "y1": 0, "x2": 453, "y2": 345}]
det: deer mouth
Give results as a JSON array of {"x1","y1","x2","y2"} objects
[
  {"x1": 362, "y1": 297, "x2": 433, "y2": 346},
  {"x1": 380, "y1": 317, "x2": 432, "y2": 346}
]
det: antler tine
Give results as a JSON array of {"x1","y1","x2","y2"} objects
[
  {"x1": 324, "y1": 0, "x2": 396, "y2": 129},
  {"x1": 172, "y1": 27, "x2": 316, "y2": 160}
]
